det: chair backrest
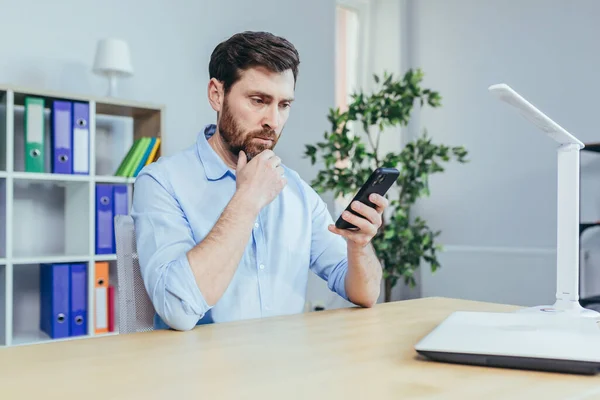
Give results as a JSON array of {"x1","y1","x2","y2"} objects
[{"x1": 114, "y1": 214, "x2": 155, "y2": 334}]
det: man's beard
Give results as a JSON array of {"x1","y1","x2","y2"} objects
[{"x1": 218, "y1": 99, "x2": 280, "y2": 160}]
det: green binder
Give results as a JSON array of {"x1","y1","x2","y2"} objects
[{"x1": 24, "y1": 97, "x2": 45, "y2": 173}]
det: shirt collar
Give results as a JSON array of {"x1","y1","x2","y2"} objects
[{"x1": 196, "y1": 124, "x2": 234, "y2": 181}]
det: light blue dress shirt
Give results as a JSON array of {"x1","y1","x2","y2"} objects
[{"x1": 131, "y1": 124, "x2": 351, "y2": 331}]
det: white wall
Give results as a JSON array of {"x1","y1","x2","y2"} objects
[
  {"x1": 0, "y1": 0, "x2": 335, "y2": 181},
  {"x1": 405, "y1": 0, "x2": 600, "y2": 306},
  {"x1": 0, "y1": 0, "x2": 349, "y2": 308}
]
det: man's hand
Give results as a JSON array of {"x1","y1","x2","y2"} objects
[
  {"x1": 235, "y1": 149, "x2": 287, "y2": 213},
  {"x1": 328, "y1": 193, "x2": 389, "y2": 307},
  {"x1": 328, "y1": 193, "x2": 389, "y2": 247},
  {"x1": 184, "y1": 149, "x2": 286, "y2": 309}
]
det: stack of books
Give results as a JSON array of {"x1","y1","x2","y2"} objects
[{"x1": 114, "y1": 137, "x2": 161, "y2": 177}]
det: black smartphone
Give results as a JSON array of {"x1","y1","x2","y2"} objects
[{"x1": 335, "y1": 167, "x2": 400, "y2": 230}]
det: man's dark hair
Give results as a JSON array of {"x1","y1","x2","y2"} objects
[{"x1": 209, "y1": 31, "x2": 300, "y2": 93}]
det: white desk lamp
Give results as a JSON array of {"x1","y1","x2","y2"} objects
[
  {"x1": 93, "y1": 38, "x2": 134, "y2": 97},
  {"x1": 488, "y1": 83, "x2": 599, "y2": 318}
]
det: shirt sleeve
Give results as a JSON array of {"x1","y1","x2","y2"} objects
[
  {"x1": 131, "y1": 166, "x2": 210, "y2": 331},
  {"x1": 300, "y1": 179, "x2": 350, "y2": 302}
]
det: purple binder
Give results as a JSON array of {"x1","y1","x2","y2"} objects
[
  {"x1": 113, "y1": 185, "x2": 128, "y2": 216},
  {"x1": 95, "y1": 184, "x2": 114, "y2": 254},
  {"x1": 69, "y1": 263, "x2": 87, "y2": 336},
  {"x1": 112, "y1": 184, "x2": 128, "y2": 251},
  {"x1": 51, "y1": 101, "x2": 73, "y2": 174}
]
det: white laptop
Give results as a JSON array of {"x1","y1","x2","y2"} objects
[{"x1": 414, "y1": 310, "x2": 600, "y2": 375}]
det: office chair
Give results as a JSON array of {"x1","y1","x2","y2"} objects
[{"x1": 114, "y1": 214, "x2": 155, "y2": 333}]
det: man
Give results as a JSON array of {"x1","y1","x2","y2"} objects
[{"x1": 131, "y1": 31, "x2": 387, "y2": 331}]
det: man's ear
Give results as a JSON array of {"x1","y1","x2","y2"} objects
[{"x1": 207, "y1": 78, "x2": 224, "y2": 112}]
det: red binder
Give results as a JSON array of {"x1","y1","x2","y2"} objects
[{"x1": 108, "y1": 285, "x2": 115, "y2": 332}]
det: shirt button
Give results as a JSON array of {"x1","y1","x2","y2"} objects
[
  {"x1": 259, "y1": 264, "x2": 265, "y2": 270},
  {"x1": 254, "y1": 222, "x2": 259, "y2": 229}
]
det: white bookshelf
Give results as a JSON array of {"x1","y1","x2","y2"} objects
[{"x1": 0, "y1": 84, "x2": 164, "y2": 347}]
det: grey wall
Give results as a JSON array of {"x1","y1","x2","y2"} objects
[{"x1": 405, "y1": 0, "x2": 600, "y2": 306}]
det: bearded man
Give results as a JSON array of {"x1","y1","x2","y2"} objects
[{"x1": 131, "y1": 31, "x2": 387, "y2": 331}]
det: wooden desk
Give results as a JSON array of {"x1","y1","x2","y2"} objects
[{"x1": 1, "y1": 297, "x2": 600, "y2": 399}]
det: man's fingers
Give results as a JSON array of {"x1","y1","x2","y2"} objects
[
  {"x1": 275, "y1": 165, "x2": 285, "y2": 177},
  {"x1": 369, "y1": 193, "x2": 389, "y2": 213},
  {"x1": 328, "y1": 224, "x2": 354, "y2": 239},
  {"x1": 341, "y1": 210, "x2": 377, "y2": 235},
  {"x1": 328, "y1": 224, "x2": 371, "y2": 247},
  {"x1": 237, "y1": 150, "x2": 247, "y2": 170},
  {"x1": 258, "y1": 149, "x2": 275, "y2": 160},
  {"x1": 351, "y1": 201, "x2": 381, "y2": 227},
  {"x1": 269, "y1": 156, "x2": 282, "y2": 168}
]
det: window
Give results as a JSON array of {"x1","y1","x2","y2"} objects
[
  {"x1": 333, "y1": 0, "x2": 371, "y2": 214},
  {"x1": 335, "y1": 0, "x2": 371, "y2": 111},
  {"x1": 335, "y1": 4, "x2": 360, "y2": 113}
]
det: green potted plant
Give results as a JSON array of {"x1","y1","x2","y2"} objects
[{"x1": 304, "y1": 68, "x2": 469, "y2": 302}]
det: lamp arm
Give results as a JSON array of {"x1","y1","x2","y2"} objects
[{"x1": 555, "y1": 143, "x2": 581, "y2": 308}]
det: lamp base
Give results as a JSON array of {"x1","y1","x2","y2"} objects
[
  {"x1": 516, "y1": 299, "x2": 600, "y2": 318},
  {"x1": 106, "y1": 74, "x2": 118, "y2": 97}
]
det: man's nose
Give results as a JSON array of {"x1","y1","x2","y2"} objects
[{"x1": 262, "y1": 104, "x2": 279, "y2": 131}]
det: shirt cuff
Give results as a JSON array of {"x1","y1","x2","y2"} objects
[
  {"x1": 327, "y1": 258, "x2": 350, "y2": 302},
  {"x1": 171, "y1": 252, "x2": 211, "y2": 316}
]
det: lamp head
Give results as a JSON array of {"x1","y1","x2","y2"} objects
[
  {"x1": 488, "y1": 83, "x2": 584, "y2": 149},
  {"x1": 93, "y1": 38, "x2": 134, "y2": 77}
]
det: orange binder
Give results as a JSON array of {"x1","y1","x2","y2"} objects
[{"x1": 94, "y1": 262, "x2": 109, "y2": 334}]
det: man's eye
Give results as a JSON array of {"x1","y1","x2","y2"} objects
[
  {"x1": 252, "y1": 98, "x2": 264, "y2": 104},
  {"x1": 281, "y1": 103, "x2": 291, "y2": 109}
]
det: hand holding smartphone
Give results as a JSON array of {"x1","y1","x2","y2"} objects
[{"x1": 335, "y1": 167, "x2": 400, "y2": 230}]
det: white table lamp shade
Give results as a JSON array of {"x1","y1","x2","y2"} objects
[{"x1": 93, "y1": 38, "x2": 134, "y2": 77}]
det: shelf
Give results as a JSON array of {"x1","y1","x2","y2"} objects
[
  {"x1": 580, "y1": 222, "x2": 600, "y2": 235},
  {"x1": 13, "y1": 179, "x2": 89, "y2": 258},
  {"x1": 94, "y1": 254, "x2": 117, "y2": 262},
  {"x1": 0, "y1": 172, "x2": 135, "y2": 184},
  {"x1": 12, "y1": 171, "x2": 89, "y2": 182},
  {"x1": 0, "y1": 265, "x2": 5, "y2": 346},
  {"x1": 11, "y1": 330, "x2": 86, "y2": 347},
  {"x1": 0, "y1": 91, "x2": 7, "y2": 172},
  {"x1": 0, "y1": 178, "x2": 5, "y2": 259},
  {"x1": 583, "y1": 143, "x2": 600, "y2": 153},
  {"x1": 0, "y1": 83, "x2": 163, "y2": 114},
  {"x1": 95, "y1": 176, "x2": 135, "y2": 184},
  {"x1": 10, "y1": 331, "x2": 118, "y2": 346},
  {"x1": 580, "y1": 295, "x2": 600, "y2": 311},
  {"x1": 0, "y1": 85, "x2": 163, "y2": 347},
  {"x1": 11, "y1": 255, "x2": 90, "y2": 265},
  {"x1": 95, "y1": 331, "x2": 119, "y2": 338}
]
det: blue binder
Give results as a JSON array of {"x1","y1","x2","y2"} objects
[
  {"x1": 69, "y1": 263, "x2": 87, "y2": 336},
  {"x1": 95, "y1": 184, "x2": 114, "y2": 254},
  {"x1": 40, "y1": 263, "x2": 70, "y2": 339}
]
